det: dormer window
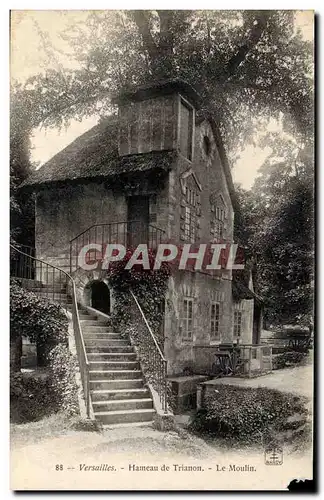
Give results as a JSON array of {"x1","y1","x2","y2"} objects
[{"x1": 179, "y1": 97, "x2": 194, "y2": 161}]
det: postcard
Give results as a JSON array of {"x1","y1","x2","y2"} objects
[{"x1": 10, "y1": 9, "x2": 314, "y2": 491}]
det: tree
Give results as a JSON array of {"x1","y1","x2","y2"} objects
[
  {"x1": 13, "y1": 10, "x2": 313, "y2": 152},
  {"x1": 10, "y1": 85, "x2": 36, "y2": 246},
  {"x1": 10, "y1": 11, "x2": 314, "y2": 326},
  {"x1": 236, "y1": 131, "x2": 314, "y2": 327}
]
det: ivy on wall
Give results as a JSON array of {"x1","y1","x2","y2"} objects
[{"x1": 106, "y1": 248, "x2": 172, "y2": 347}]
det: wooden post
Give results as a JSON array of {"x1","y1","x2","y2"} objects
[
  {"x1": 197, "y1": 385, "x2": 203, "y2": 409},
  {"x1": 248, "y1": 347, "x2": 252, "y2": 378},
  {"x1": 259, "y1": 346, "x2": 264, "y2": 373}
]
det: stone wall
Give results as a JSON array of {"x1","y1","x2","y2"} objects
[
  {"x1": 35, "y1": 182, "x2": 127, "y2": 269},
  {"x1": 164, "y1": 271, "x2": 234, "y2": 375},
  {"x1": 35, "y1": 176, "x2": 170, "y2": 273},
  {"x1": 162, "y1": 116, "x2": 246, "y2": 376},
  {"x1": 167, "y1": 119, "x2": 234, "y2": 245}
]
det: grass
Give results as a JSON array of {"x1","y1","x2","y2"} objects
[
  {"x1": 10, "y1": 411, "x2": 101, "y2": 449},
  {"x1": 10, "y1": 412, "x2": 72, "y2": 448}
]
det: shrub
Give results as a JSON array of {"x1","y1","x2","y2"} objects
[
  {"x1": 10, "y1": 280, "x2": 68, "y2": 367},
  {"x1": 10, "y1": 345, "x2": 79, "y2": 423},
  {"x1": 48, "y1": 344, "x2": 79, "y2": 416},
  {"x1": 10, "y1": 371, "x2": 57, "y2": 423},
  {"x1": 189, "y1": 385, "x2": 307, "y2": 443},
  {"x1": 273, "y1": 351, "x2": 307, "y2": 370}
]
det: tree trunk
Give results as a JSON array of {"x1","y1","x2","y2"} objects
[{"x1": 10, "y1": 336, "x2": 22, "y2": 372}]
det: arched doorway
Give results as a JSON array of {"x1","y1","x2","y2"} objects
[{"x1": 88, "y1": 281, "x2": 111, "y2": 314}]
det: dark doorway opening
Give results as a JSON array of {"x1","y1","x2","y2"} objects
[
  {"x1": 252, "y1": 304, "x2": 262, "y2": 345},
  {"x1": 127, "y1": 196, "x2": 149, "y2": 247},
  {"x1": 90, "y1": 281, "x2": 110, "y2": 315}
]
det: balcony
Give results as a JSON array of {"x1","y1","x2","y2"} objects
[{"x1": 69, "y1": 221, "x2": 165, "y2": 273}]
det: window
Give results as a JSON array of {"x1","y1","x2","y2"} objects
[
  {"x1": 234, "y1": 311, "x2": 242, "y2": 337},
  {"x1": 184, "y1": 206, "x2": 196, "y2": 243},
  {"x1": 181, "y1": 298, "x2": 193, "y2": 339},
  {"x1": 211, "y1": 204, "x2": 226, "y2": 240},
  {"x1": 179, "y1": 99, "x2": 193, "y2": 160},
  {"x1": 210, "y1": 302, "x2": 220, "y2": 339}
]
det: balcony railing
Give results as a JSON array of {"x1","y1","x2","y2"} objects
[{"x1": 69, "y1": 221, "x2": 165, "y2": 273}]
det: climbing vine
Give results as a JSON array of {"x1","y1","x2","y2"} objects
[{"x1": 106, "y1": 248, "x2": 172, "y2": 346}]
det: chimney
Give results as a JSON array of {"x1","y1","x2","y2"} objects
[{"x1": 115, "y1": 79, "x2": 200, "y2": 158}]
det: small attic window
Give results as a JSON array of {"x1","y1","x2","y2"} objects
[
  {"x1": 179, "y1": 98, "x2": 194, "y2": 161},
  {"x1": 203, "y1": 136, "x2": 211, "y2": 156}
]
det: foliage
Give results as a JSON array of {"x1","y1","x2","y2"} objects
[
  {"x1": 234, "y1": 131, "x2": 314, "y2": 326},
  {"x1": 107, "y1": 247, "x2": 171, "y2": 343},
  {"x1": 13, "y1": 11, "x2": 313, "y2": 152},
  {"x1": 272, "y1": 351, "x2": 307, "y2": 370},
  {"x1": 10, "y1": 338, "x2": 79, "y2": 422},
  {"x1": 47, "y1": 344, "x2": 79, "y2": 416},
  {"x1": 69, "y1": 415, "x2": 102, "y2": 432},
  {"x1": 189, "y1": 385, "x2": 307, "y2": 442},
  {"x1": 10, "y1": 280, "x2": 68, "y2": 351},
  {"x1": 10, "y1": 86, "x2": 36, "y2": 246},
  {"x1": 10, "y1": 371, "x2": 57, "y2": 423},
  {"x1": 10, "y1": 345, "x2": 79, "y2": 422}
]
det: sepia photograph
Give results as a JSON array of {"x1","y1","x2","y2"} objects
[{"x1": 9, "y1": 8, "x2": 314, "y2": 491}]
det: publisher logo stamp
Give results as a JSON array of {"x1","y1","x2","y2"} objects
[{"x1": 264, "y1": 447, "x2": 283, "y2": 465}]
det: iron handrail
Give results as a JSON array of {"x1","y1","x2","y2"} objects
[
  {"x1": 130, "y1": 290, "x2": 166, "y2": 362},
  {"x1": 130, "y1": 289, "x2": 168, "y2": 412},
  {"x1": 69, "y1": 220, "x2": 165, "y2": 245},
  {"x1": 10, "y1": 244, "x2": 91, "y2": 418}
]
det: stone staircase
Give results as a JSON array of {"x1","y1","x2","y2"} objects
[
  {"x1": 77, "y1": 307, "x2": 155, "y2": 427},
  {"x1": 19, "y1": 275, "x2": 155, "y2": 427}
]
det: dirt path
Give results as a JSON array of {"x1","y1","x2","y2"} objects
[
  {"x1": 205, "y1": 363, "x2": 313, "y2": 399},
  {"x1": 11, "y1": 422, "x2": 312, "y2": 491},
  {"x1": 11, "y1": 354, "x2": 314, "y2": 490}
]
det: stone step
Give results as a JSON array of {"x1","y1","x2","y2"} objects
[
  {"x1": 82, "y1": 326, "x2": 113, "y2": 333},
  {"x1": 28, "y1": 284, "x2": 67, "y2": 293},
  {"x1": 101, "y1": 422, "x2": 153, "y2": 429},
  {"x1": 92, "y1": 398, "x2": 153, "y2": 412},
  {"x1": 86, "y1": 345, "x2": 134, "y2": 354},
  {"x1": 94, "y1": 408, "x2": 155, "y2": 425},
  {"x1": 80, "y1": 320, "x2": 104, "y2": 326},
  {"x1": 89, "y1": 379, "x2": 144, "y2": 391},
  {"x1": 85, "y1": 339, "x2": 131, "y2": 347},
  {"x1": 89, "y1": 361, "x2": 140, "y2": 370},
  {"x1": 89, "y1": 370, "x2": 142, "y2": 380},
  {"x1": 83, "y1": 332, "x2": 122, "y2": 340},
  {"x1": 91, "y1": 388, "x2": 150, "y2": 402},
  {"x1": 35, "y1": 291, "x2": 68, "y2": 300},
  {"x1": 87, "y1": 352, "x2": 137, "y2": 361}
]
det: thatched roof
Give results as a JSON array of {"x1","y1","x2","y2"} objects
[
  {"x1": 22, "y1": 118, "x2": 174, "y2": 188},
  {"x1": 21, "y1": 81, "x2": 235, "y2": 203},
  {"x1": 114, "y1": 78, "x2": 201, "y2": 109}
]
